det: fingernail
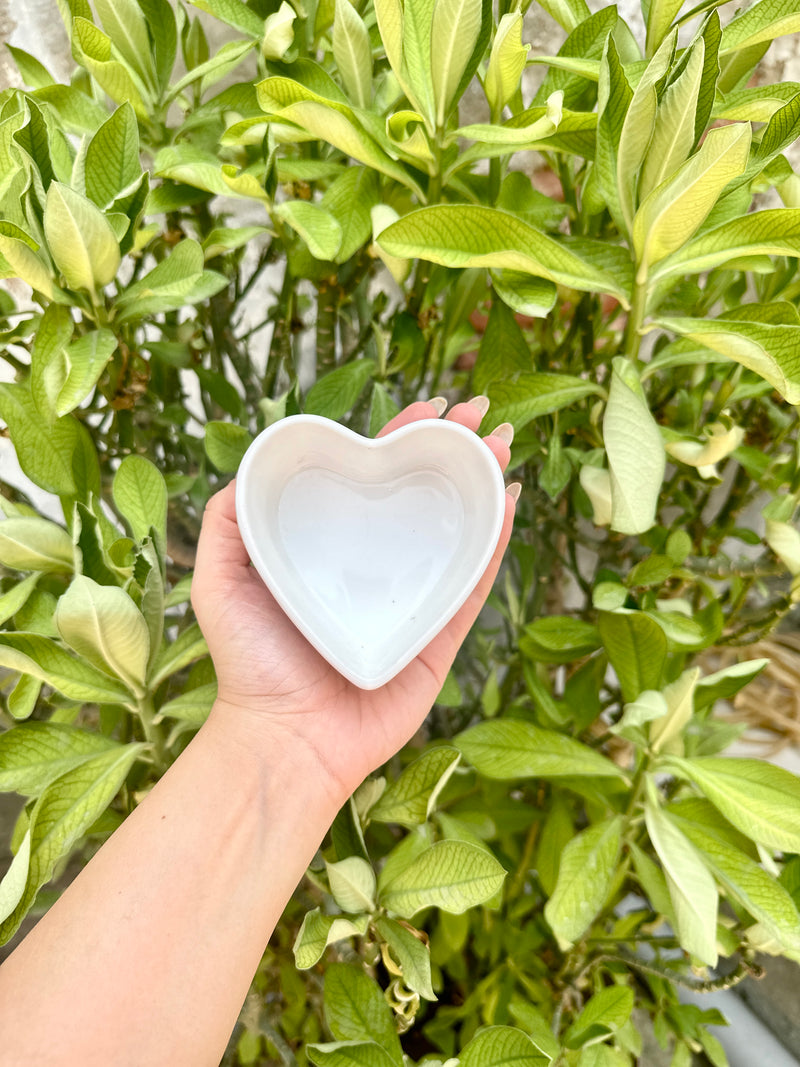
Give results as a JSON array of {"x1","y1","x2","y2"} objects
[
  {"x1": 429, "y1": 396, "x2": 448, "y2": 416},
  {"x1": 468, "y1": 395, "x2": 490, "y2": 418},
  {"x1": 506, "y1": 482, "x2": 522, "y2": 502},
  {"x1": 492, "y1": 422, "x2": 514, "y2": 445}
]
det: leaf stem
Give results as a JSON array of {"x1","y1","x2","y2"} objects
[{"x1": 624, "y1": 277, "x2": 648, "y2": 361}]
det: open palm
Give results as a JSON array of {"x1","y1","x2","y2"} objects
[{"x1": 192, "y1": 399, "x2": 516, "y2": 800}]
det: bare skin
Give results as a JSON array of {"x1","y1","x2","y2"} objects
[{"x1": 0, "y1": 399, "x2": 516, "y2": 1067}]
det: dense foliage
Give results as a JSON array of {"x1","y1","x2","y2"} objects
[{"x1": 2, "y1": 0, "x2": 800, "y2": 1063}]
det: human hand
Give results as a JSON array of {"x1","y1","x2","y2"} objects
[{"x1": 191, "y1": 398, "x2": 518, "y2": 803}]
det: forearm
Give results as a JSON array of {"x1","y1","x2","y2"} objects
[{"x1": 0, "y1": 703, "x2": 341, "y2": 1067}]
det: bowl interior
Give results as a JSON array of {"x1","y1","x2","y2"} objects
[{"x1": 237, "y1": 417, "x2": 505, "y2": 687}]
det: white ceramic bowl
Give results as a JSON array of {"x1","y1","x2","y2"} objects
[{"x1": 235, "y1": 414, "x2": 506, "y2": 689}]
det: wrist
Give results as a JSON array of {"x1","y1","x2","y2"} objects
[{"x1": 200, "y1": 698, "x2": 351, "y2": 816}]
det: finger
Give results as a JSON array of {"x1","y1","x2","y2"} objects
[
  {"x1": 377, "y1": 399, "x2": 446, "y2": 438},
  {"x1": 193, "y1": 480, "x2": 251, "y2": 593},
  {"x1": 443, "y1": 397, "x2": 489, "y2": 434},
  {"x1": 482, "y1": 431, "x2": 511, "y2": 472}
]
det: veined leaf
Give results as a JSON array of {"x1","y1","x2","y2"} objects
[
  {"x1": 374, "y1": 0, "x2": 404, "y2": 81},
  {"x1": 333, "y1": 0, "x2": 372, "y2": 109},
  {"x1": 0, "y1": 632, "x2": 132, "y2": 704},
  {"x1": 431, "y1": 0, "x2": 482, "y2": 126},
  {"x1": 307, "y1": 1042, "x2": 399, "y2": 1067},
  {"x1": 639, "y1": 41, "x2": 704, "y2": 200},
  {"x1": 71, "y1": 17, "x2": 149, "y2": 119},
  {"x1": 0, "y1": 517, "x2": 73, "y2": 573},
  {"x1": 653, "y1": 208, "x2": 800, "y2": 278},
  {"x1": 379, "y1": 839, "x2": 506, "y2": 917},
  {"x1": 595, "y1": 36, "x2": 633, "y2": 234},
  {"x1": 645, "y1": 0, "x2": 684, "y2": 57},
  {"x1": 150, "y1": 622, "x2": 208, "y2": 687},
  {"x1": 536, "y1": 0, "x2": 590, "y2": 32},
  {"x1": 484, "y1": 13, "x2": 529, "y2": 116},
  {"x1": 305, "y1": 359, "x2": 376, "y2": 419},
  {"x1": 326, "y1": 856, "x2": 376, "y2": 913},
  {"x1": 370, "y1": 747, "x2": 461, "y2": 827},
  {"x1": 671, "y1": 811, "x2": 800, "y2": 956},
  {"x1": 720, "y1": 0, "x2": 800, "y2": 54},
  {"x1": 294, "y1": 909, "x2": 370, "y2": 970},
  {"x1": 378, "y1": 205, "x2": 626, "y2": 299},
  {"x1": 112, "y1": 455, "x2": 168, "y2": 545},
  {"x1": 713, "y1": 82, "x2": 800, "y2": 122},
  {"x1": 473, "y1": 299, "x2": 532, "y2": 395},
  {"x1": 597, "y1": 610, "x2": 668, "y2": 702},
  {"x1": 0, "y1": 742, "x2": 146, "y2": 941},
  {"x1": 694, "y1": 659, "x2": 769, "y2": 710},
  {"x1": 94, "y1": 0, "x2": 155, "y2": 89},
  {"x1": 0, "y1": 721, "x2": 119, "y2": 795},
  {"x1": 323, "y1": 963, "x2": 404, "y2": 1063},
  {"x1": 188, "y1": 0, "x2": 265, "y2": 37},
  {"x1": 52, "y1": 330, "x2": 118, "y2": 417},
  {"x1": 0, "y1": 223, "x2": 54, "y2": 298},
  {"x1": 402, "y1": 0, "x2": 436, "y2": 125},
  {"x1": 321, "y1": 167, "x2": 379, "y2": 263},
  {"x1": 666, "y1": 756, "x2": 800, "y2": 854},
  {"x1": 644, "y1": 790, "x2": 718, "y2": 966},
  {"x1": 55, "y1": 575, "x2": 149, "y2": 696},
  {"x1": 373, "y1": 916, "x2": 436, "y2": 1000},
  {"x1": 603, "y1": 358, "x2": 665, "y2": 535},
  {"x1": 544, "y1": 816, "x2": 623, "y2": 947},
  {"x1": 456, "y1": 719, "x2": 626, "y2": 779},
  {"x1": 633, "y1": 123, "x2": 751, "y2": 274},
  {"x1": 44, "y1": 182, "x2": 121, "y2": 296},
  {"x1": 653, "y1": 314, "x2": 800, "y2": 404},
  {"x1": 460, "y1": 1026, "x2": 550, "y2": 1067},
  {"x1": 157, "y1": 682, "x2": 217, "y2": 726},
  {"x1": 0, "y1": 574, "x2": 42, "y2": 627},
  {"x1": 275, "y1": 200, "x2": 342, "y2": 260},
  {"x1": 489, "y1": 271, "x2": 557, "y2": 319},
  {"x1": 85, "y1": 102, "x2": 140, "y2": 209},
  {"x1": 565, "y1": 986, "x2": 634, "y2": 1049}
]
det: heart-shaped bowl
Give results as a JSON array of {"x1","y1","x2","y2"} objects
[{"x1": 235, "y1": 414, "x2": 506, "y2": 689}]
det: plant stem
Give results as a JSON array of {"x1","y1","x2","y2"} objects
[
  {"x1": 137, "y1": 694, "x2": 167, "y2": 772},
  {"x1": 624, "y1": 277, "x2": 648, "y2": 361}
]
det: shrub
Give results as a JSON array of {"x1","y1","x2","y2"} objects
[{"x1": 1, "y1": 0, "x2": 800, "y2": 1063}]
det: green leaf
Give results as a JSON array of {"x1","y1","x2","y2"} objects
[
  {"x1": 55, "y1": 575, "x2": 149, "y2": 696},
  {"x1": 323, "y1": 963, "x2": 404, "y2": 1064},
  {"x1": 456, "y1": 720, "x2": 626, "y2": 780},
  {"x1": 473, "y1": 299, "x2": 532, "y2": 394},
  {"x1": 275, "y1": 200, "x2": 343, "y2": 260},
  {"x1": 565, "y1": 986, "x2": 634, "y2": 1049},
  {"x1": 379, "y1": 840, "x2": 506, "y2": 917},
  {"x1": 649, "y1": 667, "x2": 700, "y2": 754},
  {"x1": 305, "y1": 360, "x2": 376, "y2": 419},
  {"x1": 150, "y1": 622, "x2": 208, "y2": 688},
  {"x1": 603, "y1": 358, "x2": 665, "y2": 535},
  {"x1": 0, "y1": 830, "x2": 31, "y2": 925},
  {"x1": 460, "y1": 1026, "x2": 550, "y2": 1067},
  {"x1": 484, "y1": 13, "x2": 529, "y2": 116},
  {"x1": 203, "y1": 421, "x2": 253, "y2": 473},
  {"x1": 154, "y1": 142, "x2": 249, "y2": 198},
  {"x1": 378, "y1": 205, "x2": 627, "y2": 300},
  {"x1": 652, "y1": 314, "x2": 800, "y2": 404},
  {"x1": 71, "y1": 17, "x2": 149, "y2": 119},
  {"x1": 52, "y1": 330, "x2": 118, "y2": 417},
  {"x1": 0, "y1": 574, "x2": 41, "y2": 627},
  {"x1": 644, "y1": 791, "x2": 718, "y2": 965},
  {"x1": 671, "y1": 811, "x2": 800, "y2": 955},
  {"x1": 720, "y1": 0, "x2": 800, "y2": 54},
  {"x1": 489, "y1": 271, "x2": 557, "y2": 320},
  {"x1": 115, "y1": 238, "x2": 228, "y2": 321},
  {"x1": 294, "y1": 908, "x2": 370, "y2": 969},
  {"x1": 0, "y1": 222, "x2": 54, "y2": 299},
  {"x1": 639, "y1": 41, "x2": 704, "y2": 201},
  {"x1": 321, "y1": 167, "x2": 380, "y2": 264},
  {"x1": 534, "y1": 5, "x2": 616, "y2": 112},
  {"x1": 666, "y1": 756, "x2": 800, "y2": 854},
  {"x1": 645, "y1": 0, "x2": 684, "y2": 57},
  {"x1": 536, "y1": 0, "x2": 590, "y2": 32},
  {"x1": 431, "y1": 0, "x2": 482, "y2": 126},
  {"x1": 0, "y1": 742, "x2": 146, "y2": 941},
  {"x1": 0, "y1": 517, "x2": 73, "y2": 573},
  {"x1": 0, "y1": 384, "x2": 98, "y2": 498},
  {"x1": 85, "y1": 102, "x2": 140, "y2": 209},
  {"x1": 44, "y1": 182, "x2": 120, "y2": 296},
  {"x1": 633, "y1": 123, "x2": 751, "y2": 273},
  {"x1": 333, "y1": 0, "x2": 372, "y2": 108},
  {"x1": 694, "y1": 659, "x2": 769, "y2": 710},
  {"x1": 373, "y1": 916, "x2": 436, "y2": 1000},
  {"x1": 544, "y1": 816, "x2": 623, "y2": 947},
  {"x1": 0, "y1": 722, "x2": 119, "y2": 795},
  {"x1": 521, "y1": 616, "x2": 601, "y2": 664},
  {"x1": 369, "y1": 382, "x2": 400, "y2": 436},
  {"x1": 139, "y1": 0, "x2": 178, "y2": 90},
  {"x1": 94, "y1": 0, "x2": 154, "y2": 89},
  {"x1": 32, "y1": 85, "x2": 110, "y2": 134},
  {"x1": 326, "y1": 856, "x2": 377, "y2": 912},
  {"x1": 188, "y1": 0, "x2": 265, "y2": 38},
  {"x1": 169, "y1": 39, "x2": 256, "y2": 100},
  {"x1": 7, "y1": 675, "x2": 43, "y2": 722},
  {"x1": 694, "y1": 11, "x2": 722, "y2": 143},
  {"x1": 370, "y1": 747, "x2": 461, "y2": 827},
  {"x1": 597, "y1": 611, "x2": 668, "y2": 702},
  {"x1": 307, "y1": 1043, "x2": 400, "y2": 1067},
  {"x1": 536, "y1": 794, "x2": 573, "y2": 896},
  {"x1": 594, "y1": 37, "x2": 633, "y2": 234},
  {"x1": 112, "y1": 455, "x2": 168, "y2": 546},
  {"x1": 157, "y1": 682, "x2": 217, "y2": 726},
  {"x1": 6, "y1": 46, "x2": 56, "y2": 89},
  {"x1": 486, "y1": 373, "x2": 603, "y2": 433},
  {"x1": 654, "y1": 208, "x2": 800, "y2": 279}
]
